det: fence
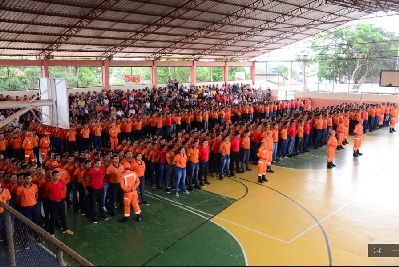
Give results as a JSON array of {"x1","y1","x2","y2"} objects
[{"x1": 0, "y1": 201, "x2": 93, "y2": 266}]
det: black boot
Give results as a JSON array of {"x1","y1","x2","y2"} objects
[
  {"x1": 358, "y1": 151, "x2": 363, "y2": 156},
  {"x1": 136, "y1": 214, "x2": 142, "y2": 222},
  {"x1": 389, "y1": 128, "x2": 393, "y2": 133},
  {"x1": 393, "y1": 128, "x2": 397, "y2": 132},
  {"x1": 267, "y1": 166, "x2": 274, "y2": 173},
  {"x1": 262, "y1": 174, "x2": 268, "y2": 182},
  {"x1": 327, "y1": 162, "x2": 333, "y2": 169},
  {"x1": 331, "y1": 162, "x2": 336, "y2": 167},
  {"x1": 258, "y1": 175, "x2": 263, "y2": 183},
  {"x1": 353, "y1": 151, "x2": 358, "y2": 157},
  {"x1": 119, "y1": 217, "x2": 128, "y2": 223}
]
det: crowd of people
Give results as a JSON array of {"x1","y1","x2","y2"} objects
[{"x1": 0, "y1": 83, "x2": 397, "y2": 240}]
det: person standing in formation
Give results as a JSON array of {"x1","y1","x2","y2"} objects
[{"x1": 326, "y1": 130, "x2": 338, "y2": 169}]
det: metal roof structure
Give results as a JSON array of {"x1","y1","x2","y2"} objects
[{"x1": 0, "y1": 0, "x2": 396, "y2": 60}]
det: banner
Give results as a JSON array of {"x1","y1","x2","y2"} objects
[
  {"x1": 235, "y1": 72, "x2": 245, "y2": 81},
  {"x1": 124, "y1": 74, "x2": 141, "y2": 84}
]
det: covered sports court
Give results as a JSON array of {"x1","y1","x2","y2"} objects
[{"x1": 0, "y1": 0, "x2": 399, "y2": 266}]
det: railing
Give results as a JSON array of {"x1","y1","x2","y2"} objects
[{"x1": 0, "y1": 201, "x2": 93, "y2": 266}]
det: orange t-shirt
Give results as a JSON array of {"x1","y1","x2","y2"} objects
[
  {"x1": 219, "y1": 141, "x2": 231, "y2": 155},
  {"x1": 106, "y1": 164, "x2": 125, "y2": 184},
  {"x1": 16, "y1": 184, "x2": 38, "y2": 207},
  {"x1": 0, "y1": 140, "x2": 8, "y2": 152},
  {"x1": 81, "y1": 128, "x2": 90, "y2": 139},
  {"x1": 241, "y1": 136, "x2": 250, "y2": 150},
  {"x1": 0, "y1": 188, "x2": 11, "y2": 213},
  {"x1": 174, "y1": 153, "x2": 187, "y2": 168},
  {"x1": 131, "y1": 160, "x2": 146, "y2": 177},
  {"x1": 187, "y1": 148, "x2": 199, "y2": 163}
]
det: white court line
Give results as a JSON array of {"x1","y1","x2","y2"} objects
[
  {"x1": 212, "y1": 220, "x2": 249, "y2": 266},
  {"x1": 287, "y1": 201, "x2": 354, "y2": 243},
  {"x1": 146, "y1": 192, "x2": 290, "y2": 244}
]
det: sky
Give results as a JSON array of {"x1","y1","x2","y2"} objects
[{"x1": 254, "y1": 12, "x2": 399, "y2": 61}]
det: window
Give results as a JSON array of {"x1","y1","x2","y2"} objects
[
  {"x1": 109, "y1": 66, "x2": 151, "y2": 86},
  {"x1": 157, "y1": 67, "x2": 190, "y2": 84},
  {"x1": 49, "y1": 66, "x2": 102, "y2": 88},
  {"x1": 0, "y1": 66, "x2": 41, "y2": 91},
  {"x1": 228, "y1": 66, "x2": 250, "y2": 81},
  {"x1": 196, "y1": 67, "x2": 223, "y2": 82}
]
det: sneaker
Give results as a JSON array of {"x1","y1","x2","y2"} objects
[
  {"x1": 92, "y1": 219, "x2": 98, "y2": 224},
  {"x1": 81, "y1": 213, "x2": 86, "y2": 216},
  {"x1": 166, "y1": 188, "x2": 171, "y2": 194},
  {"x1": 199, "y1": 182, "x2": 205, "y2": 186},
  {"x1": 188, "y1": 187, "x2": 193, "y2": 192},
  {"x1": 102, "y1": 207, "x2": 107, "y2": 212},
  {"x1": 204, "y1": 181, "x2": 211, "y2": 185},
  {"x1": 175, "y1": 193, "x2": 179, "y2": 197},
  {"x1": 142, "y1": 201, "x2": 149, "y2": 206},
  {"x1": 101, "y1": 215, "x2": 110, "y2": 221},
  {"x1": 184, "y1": 190, "x2": 190, "y2": 195},
  {"x1": 63, "y1": 230, "x2": 74, "y2": 235}
]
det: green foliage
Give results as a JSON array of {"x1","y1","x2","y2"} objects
[
  {"x1": 311, "y1": 24, "x2": 398, "y2": 89},
  {"x1": 196, "y1": 67, "x2": 223, "y2": 82},
  {"x1": 157, "y1": 67, "x2": 190, "y2": 84},
  {"x1": 272, "y1": 65, "x2": 297, "y2": 80},
  {"x1": 0, "y1": 66, "x2": 41, "y2": 91},
  {"x1": 49, "y1": 66, "x2": 101, "y2": 88},
  {"x1": 228, "y1": 66, "x2": 249, "y2": 81}
]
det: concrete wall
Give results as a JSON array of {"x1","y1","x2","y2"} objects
[{"x1": 295, "y1": 91, "x2": 399, "y2": 109}]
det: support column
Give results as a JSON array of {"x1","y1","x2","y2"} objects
[
  {"x1": 250, "y1": 61, "x2": 256, "y2": 86},
  {"x1": 190, "y1": 61, "x2": 196, "y2": 85},
  {"x1": 41, "y1": 60, "x2": 49, "y2": 78},
  {"x1": 223, "y1": 62, "x2": 229, "y2": 85},
  {"x1": 151, "y1": 61, "x2": 157, "y2": 88},
  {"x1": 102, "y1": 60, "x2": 110, "y2": 91}
]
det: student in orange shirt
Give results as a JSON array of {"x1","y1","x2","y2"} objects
[
  {"x1": 0, "y1": 134, "x2": 8, "y2": 157},
  {"x1": 187, "y1": 140, "x2": 200, "y2": 190},
  {"x1": 11, "y1": 133, "x2": 23, "y2": 161},
  {"x1": 109, "y1": 123, "x2": 121, "y2": 150},
  {"x1": 92, "y1": 122, "x2": 102, "y2": 149},
  {"x1": 313, "y1": 114, "x2": 324, "y2": 148},
  {"x1": 389, "y1": 104, "x2": 397, "y2": 133},
  {"x1": 131, "y1": 153, "x2": 148, "y2": 205},
  {"x1": 105, "y1": 155, "x2": 125, "y2": 216},
  {"x1": 66, "y1": 128, "x2": 77, "y2": 153},
  {"x1": 174, "y1": 147, "x2": 189, "y2": 197},
  {"x1": 353, "y1": 119, "x2": 364, "y2": 157},
  {"x1": 240, "y1": 130, "x2": 251, "y2": 172},
  {"x1": 16, "y1": 173, "x2": 39, "y2": 225},
  {"x1": 327, "y1": 130, "x2": 338, "y2": 169},
  {"x1": 80, "y1": 125, "x2": 91, "y2": 151},
  {"x1": 219, "y1": 135, "x2": 232, "y2": 180}
]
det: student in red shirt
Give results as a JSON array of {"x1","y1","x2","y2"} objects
[
  {"x1": 88, "y1": 159, "x2": 109, "y2": 223},
  {"x1": 230, "y1": 131, "x2": 241, "y2": 175},
  {"x1": 45, "y1": 170, "x2": 73, "y2": 235},
  {"x1": 199, "y1": 139, "x2": 210, "y2": 186}
]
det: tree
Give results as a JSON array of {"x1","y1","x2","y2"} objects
[{"x1": 312, "y1": 24, "x2": 398, "y2": 90}]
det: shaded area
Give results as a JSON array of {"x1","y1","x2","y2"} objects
[
  {"x1": 0, "y1": 240, "x2": 58, "y2": 266},
  {"x1": 56, "y1": 188, "x2": 244, "y2": 266}
]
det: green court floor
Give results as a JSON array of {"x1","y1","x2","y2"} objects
[{"x1": 56, "y1": 188, "x2": 245, "y2": 266}]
